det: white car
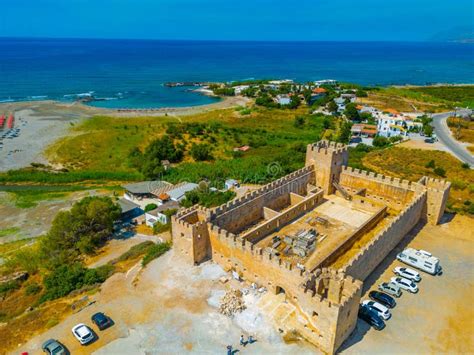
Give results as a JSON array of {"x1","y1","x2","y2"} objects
[
  {"x1": 391, "y1": 277, "x2": 418, "y2": 293},
  {"x1": 394, "y1": 267, "x2": 421, "y2": 282},
  {"x1": 72, "y1": 323, "x2": 94, "y2": 345},
  {"x1": 362, "y1": 300, "x2": 391, "y2": 320}
]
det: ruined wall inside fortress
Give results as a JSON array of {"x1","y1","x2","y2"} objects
[
  {"x1": 339, "y1": 167, "x2": 416, "y2": 207},
  {"x1": 213, "y1": 166, "x2": 315, "y2": 234},
  {"x1": 343, "y1": 192, "x2": 427, "y2": 280},
  {"x1": 241, "y1": 190, "x2": 324, "y2": 243}
]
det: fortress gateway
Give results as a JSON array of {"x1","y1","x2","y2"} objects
[{"x1": 172, "y1": 140, "x2": 450, "y2": 354}]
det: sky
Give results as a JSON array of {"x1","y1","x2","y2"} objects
[{"x1": 0, "y1": 0, "x2": 473, "y2": 41}]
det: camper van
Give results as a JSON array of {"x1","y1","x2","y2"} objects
[{"x1": 396, "y1": 248, "x2": 442, "y2": 275}]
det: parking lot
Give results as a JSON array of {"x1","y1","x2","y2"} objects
[{"x1": 341, "y1": 214, "x2": 474, "y2": 354}]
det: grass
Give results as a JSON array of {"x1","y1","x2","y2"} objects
[
  {"x1": 0, "y1": 227, "x2": 20, "y2": 238},
  {"x1": 447, "y1": 117, "x2": 474, "y2": 152},
  {"x1": 44, "y1": 106, "x2": 330, "y2": 184},
  {"x1": 362, "y1": 147, "x2": 474, "y2": 214},
  {"x1": 409, "y1": 86, "x2": 474, "y2": 109},
  {"x1": 142, "y1": 242, "x2": 171, "y2": 267}
]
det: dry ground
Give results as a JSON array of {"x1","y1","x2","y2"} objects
[{"x1": 11, "y1": 213, "x2": 473, "y2": 355}]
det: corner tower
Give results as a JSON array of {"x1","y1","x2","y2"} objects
[{"x1": 306, "y1": 140, "x2": 349, "y2": 194}]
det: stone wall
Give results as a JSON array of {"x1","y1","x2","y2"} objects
[
  {"x1": 339, "y1": 167, "x2": 417, "y2": 208},
  {"x1": 343, "y1": 192, "x2": 427, "y2": 280},
  {"x1": 212, "y1": 166, "x2": 315, "y2": 234},
  {"x1": 241, "y1": 189, "x2": 324, "y2": 244},
  {"x1": 417, "y1": 176, "x2": 451, "y2": 225},
  {"x1": 306, "y1": 140, "x2": 349, "y2": 194}
]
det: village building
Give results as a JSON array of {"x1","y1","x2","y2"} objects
[
  {"x1": 145, "y1": 200, "x2": 180, "y2": 227},
  {"x1": 172, "y1": 140, "x2": 450, "y2": 354},
  {"x1": 351, "y1": 123, "x2": 377, "y2": 138},
  {"x1": 225, "y1": 179, "x2": 240, "y2": 190}
]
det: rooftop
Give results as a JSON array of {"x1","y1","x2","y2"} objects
[{"x1": 122, "y1": 180, "x2": 173, "y2": 195}]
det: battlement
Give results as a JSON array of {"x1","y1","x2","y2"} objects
[
  {"x1": 341, "y1": 166, "x2": 416, "y2": 190},
  {"x1": 343, "y1": 191, "x2": 427, "y2": 279},
  {"x1": 417, "y1": 176, "x2": 451, "y2": 191},
  {"x1": 212, "y1": 165, "x2": 314, "y2": 217},
  {"x1": 307, "y1": 140, "x2": 348, "y2": 155}
]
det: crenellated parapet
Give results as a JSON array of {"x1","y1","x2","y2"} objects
[
  {"x1": 341, "y1": 166, "x2": 416, "y2": 191},
  {"x1": 307, "y1": 140, "x2": 348, "y2": 155}
]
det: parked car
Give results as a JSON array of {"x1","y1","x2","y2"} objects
[
  {"x1": 391, "y1": 277, "x2": 419, "y2": 293},
  {"x1": 41, "y1": 339, "x2": 68, "y2": 355},
  {"x1": 369, "y1": 291, "x2": 396, "y2": 308},
  {"x1": 358, "y1": 305, "x2": 385, "y2": 330},
  {"x1": 91, "y1": 312, "x2": 112, "y2": 330},
  {"x1": 71, "y1": 324, "x2": 95, "y2": 345},
  {"x1": 362, "y1": 300, "x2": 391, "y2": 320},
  {"x1": 378, "y1": 282, "x2": 402, "y2": 297},
  {"x1": 394, "y1": 266, "x2": 421, "y2": 282}
]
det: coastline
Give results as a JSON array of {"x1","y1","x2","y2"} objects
[{"x1": 0, "y1": 96, "x2": 250, "y2": 171}]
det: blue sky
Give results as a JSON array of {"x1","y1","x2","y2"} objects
[{"x1": 1, "y1": 0, "x2": 473, "y2": 41}]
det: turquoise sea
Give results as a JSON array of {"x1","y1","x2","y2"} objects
[{"x1": 0, "y1": 38, "x2": 473, "y2": 109}]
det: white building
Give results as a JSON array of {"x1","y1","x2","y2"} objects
[
  {"x1": 145, "y1": 201, "x2": 180, "y2": 227},
  {"x1": 377, "y1": 117, "x2": 409, "y2": 137},
  {"x1": 276, "y1": 94, "x2": 291, "y2": 105}
]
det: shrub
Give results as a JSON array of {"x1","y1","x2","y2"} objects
[
  {"x1": 25, "y1": 282, "x2": 42, "y2": 296},
  {"x1": 144, "y1": 203, "x2": 158, "y2": 212},
  {"x1": 372, "y1": 136, "x2": 390, "y2": 147},
  {"x1": 461, "y1": 162, "x2": 470, "y2": 169},
  {"x1": 41, "y1": 263, "x2": 114, "y2": 302},
  {"x1": 433, "y1": 167, "x2": 446, "y2": 177},
  {"x1": 190, "y1": 143, "x2": 213, "y2": 161},
  {"x1": 142, "y1": 243, "x2": 171, "y2": 267},
  {"x1": 425, "y1": 160, "x2": 436, "y2": 169},
  {"x1": 0, "y1": 280, "x2": 20, "y2": 296},
  {"x1": 115, "y1": 241, "x2": 155, "y2": 263}
]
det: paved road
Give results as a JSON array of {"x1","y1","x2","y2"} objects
[{"x1": 431, "y1": 110, "x2": 474, "y2": 167}]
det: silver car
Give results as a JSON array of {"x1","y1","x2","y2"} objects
[{"x1": 378, "y1": 282, "x2": 402, "y2": 297}]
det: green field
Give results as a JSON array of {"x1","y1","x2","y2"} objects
[{"x1": 39, "y1": 107, "x2": 336, "y2": 185}]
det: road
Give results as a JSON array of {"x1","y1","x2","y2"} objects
[{"x1": 431, "y1": 110, "x2": 474, "y2": 166}]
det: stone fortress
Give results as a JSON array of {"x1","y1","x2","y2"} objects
[{"x1": 172, "y1": 140, "x2": 450, "y2": 354}]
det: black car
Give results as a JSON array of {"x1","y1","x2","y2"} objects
[
  {"x1": 369, "y1": 290, "x2": 396, "y2": 309},
  {"x1": 358, "y1": 305, "x2": 386, "y2": 330},
  {"x1": 91, "y1": 312, "x2": 112, "y2": 330}
]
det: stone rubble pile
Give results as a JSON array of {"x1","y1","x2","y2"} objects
[{"x1": 219, "y1": 289, "x2": 246, "y2": 317}]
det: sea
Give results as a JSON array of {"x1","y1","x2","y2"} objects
[{"x1": 0, "y1": 38, "x2": 473, "y2": 109}]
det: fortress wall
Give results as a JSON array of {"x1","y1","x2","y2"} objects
[
  {"x1": 208, "y1": 225, "x2": 306, "y2": 292},
  {"x1": 211, "y1": 166, "x2": 315, "y2": 216},
  {"x1": 340, "y1": 167, "x2": 416, "y2": 206},
  {"x1": 343, "y1": 192, "x2": 427, "y2": 280},
  {"x1": 213, "y1": 167, "x2": 315, "y2": 233},
  {"x1": 241, "y1": 189, "x2": 324, "y2": 244},
  {"x1": 295, "y1": 269, "x2": 362, "y2": 354}
]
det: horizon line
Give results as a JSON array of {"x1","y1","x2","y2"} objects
[{"x1": 0, "y1": 35, "x2": 464, "y2": 44}]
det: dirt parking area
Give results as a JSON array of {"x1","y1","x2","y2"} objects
[{"x1": 340, "y1": 214, "x2": 474, "y2": 354}]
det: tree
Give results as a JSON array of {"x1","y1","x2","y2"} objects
[
  {"x1": 140, "y1": 135, "x2": 184, "y2": 179},
  {"x1": 372, "y1": 136, "x2": 390, "y2": 147},
  {"x1": 356, "y1": 89, "x2": 368, "y2": 97},
  {"x1": 423, "y1": 124, "x2": 434, "y2": 137},
  {"x1": 434, "y1": 167, "x2": 446, "y2": 177},
  {"x1": 40, "y1": 196, "x2": 120, "y2": 268},
  {"x1": 190, "y1": 143, "x2": 212, "y2": 161},
  {"x1": 338, "y1": 121, "x2": 353, "y2": 143},
  {"x1": 288, "y1": 95, "x2": 301, "y2": 109},
  {"x1": 344, "y1": 103, "x2": 360, "y2": 121},
  {"x1": 327, "y1": 100, "x2": 338, "y2": 114}
]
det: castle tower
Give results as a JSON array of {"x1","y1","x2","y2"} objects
[
  {"x1": 417, "y1": 176, "x2": 451, "y2": 225},
  {"x1": 306, "y1": 140, "x2": 349, "y2": 194}
]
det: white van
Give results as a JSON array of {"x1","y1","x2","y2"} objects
[{"x1": 396, "y1": 248, "x2": 442, "y2": 275}]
